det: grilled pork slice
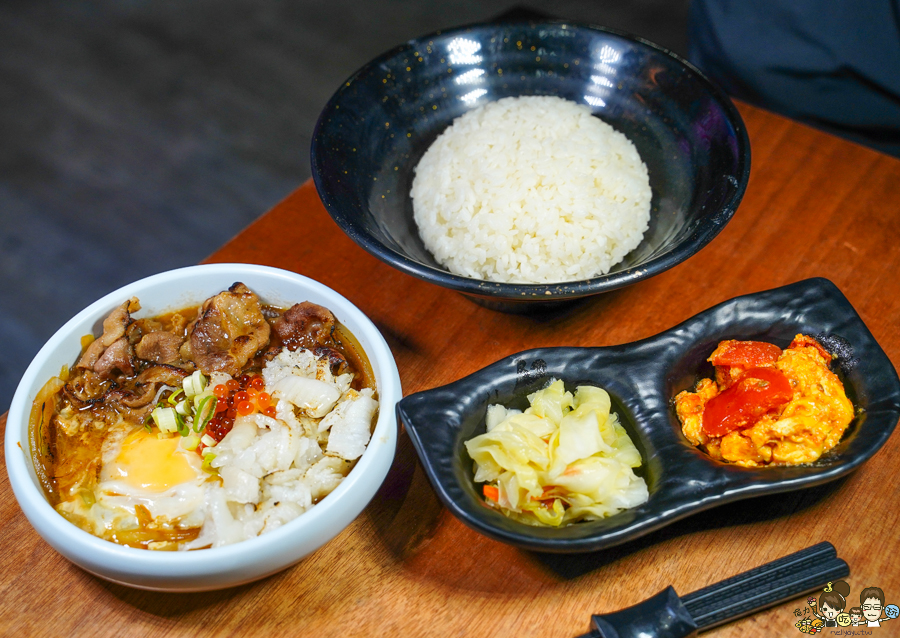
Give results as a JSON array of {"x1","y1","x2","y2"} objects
[
  {"x1": 181, "y1": 282, "x2": 271, "y2": 376},
  {"x1": 271, "y1": 301, "x2": 336, "y2": 351}
]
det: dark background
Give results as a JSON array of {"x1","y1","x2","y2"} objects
[{"x1": 0, "y1": 1, "x2": 691, "y2": 411}]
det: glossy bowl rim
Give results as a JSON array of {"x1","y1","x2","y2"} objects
[
  {"x1": 4, "y1": 263, "x2": 401, "y2": 591},
  {"x1": 311, "y1": 18, "x2": 752, "y2": 300}
]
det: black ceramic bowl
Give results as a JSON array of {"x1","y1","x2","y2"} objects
[
  {"x1": 396, "y1": 279, "x2": 900, "y2": 552},
  {"x1": 311, "y1": 20, "x2": 750, "y2": 311}
]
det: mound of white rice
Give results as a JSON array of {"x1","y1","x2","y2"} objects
[{"x1": 410, "y1": 96, "x2": 652, "y2": 284}]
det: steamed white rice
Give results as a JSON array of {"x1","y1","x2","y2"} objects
[{"x1": 410, "y1": 96, "x2": 652, "y2": 284}]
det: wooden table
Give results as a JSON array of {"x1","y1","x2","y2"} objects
[{"x1": 2, "y1": 102, "x2": 899, "y2": 637}]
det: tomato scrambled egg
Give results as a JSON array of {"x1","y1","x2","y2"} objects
[{"x1": 675, "y1": 335, "x2": 854, "y2": 467}]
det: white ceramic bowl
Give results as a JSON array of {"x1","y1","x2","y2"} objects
[{"x1": 5, "y1": 263, "x2": 401, "y2": 591}]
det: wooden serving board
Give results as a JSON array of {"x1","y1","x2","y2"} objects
[{"x1": 2, "y1": 102, "x2": 899, "y2": 637}]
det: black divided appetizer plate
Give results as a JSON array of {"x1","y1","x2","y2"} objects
[{"x1": 396, "y1": 278, "x2": 900, "y2": 552}]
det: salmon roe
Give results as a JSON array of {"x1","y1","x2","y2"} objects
[{"x1": 201, "y1": 373, "x2": 271, "y2": 444}]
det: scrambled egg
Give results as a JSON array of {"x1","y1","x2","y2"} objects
[{"x1": 675, "y1": 335, "x2": 854, "y2": 467}]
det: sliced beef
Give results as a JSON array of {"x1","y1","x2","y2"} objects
[
  {"x1": 125, "y1": 317, "x2": 163, "y2": 344},
  {"x1": 110, "y1": 364, "x2": 189, "y2": 408},
  {"x1": 135, "y1": 331, "x2": 184, "y2": 364},
  {"x1": 272, "y1": 302, "x2": 336, "y2": 351},
  {"x1": 65, "y1": 362, "x2": 188, "y2": 426},
  {"x1": 63, "y1": 369, "x2": 114, "y2": 409},
  {"x1": 77, "y1": 298, "x2": 140, "y2": 376},
  {"x1": 93, "y1": 337, "x2": 136, "y2": 378},
  {"x1": 180, "y1": 282, "x2": 271, "y2": 376}
]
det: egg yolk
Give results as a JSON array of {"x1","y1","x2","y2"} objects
[{"x1": 109, "y1": 429, "x2": 200, "y2": 492}]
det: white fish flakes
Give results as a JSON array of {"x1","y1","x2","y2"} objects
[
  {"x1": 323, "y1": 389, "x2": 378, "y2": 461},
  {"x1": 184, "y1": 348, "x2": 377, "y2": 549}
]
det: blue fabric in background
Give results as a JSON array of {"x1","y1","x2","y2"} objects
[{"x1": 688, "y1": 0, "x2": 900, "y2": 157}]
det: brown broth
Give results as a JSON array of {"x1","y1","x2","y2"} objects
[{"x1": 333, "y1": 322, "x2": 376, "y2": 392}]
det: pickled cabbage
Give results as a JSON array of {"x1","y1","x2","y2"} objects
[{"x1": 464, "y1": 380, "x2": 648, "y2": 526}]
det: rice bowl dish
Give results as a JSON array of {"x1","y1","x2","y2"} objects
[
  {"x1": 5, "y1": 263, "x2": 401, "y2": 590},
  {"x1": 312, "y1": 20, "x2": 751, "y2": 308}
]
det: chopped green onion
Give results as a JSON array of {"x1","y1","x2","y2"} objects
[
  {"x1": 200, "y1": 433, "x2": 217, "y2": 448},
  {"x1": 181, "y1": 434, "x2": 201, "y2": 451},
  {"x1": 183, "y1": 370, "x2": 208, "y2": 399},
  {"x1": 194, "y1": 395, "x2": 216, "y2": 433},
  {"x1": 201, "y1": 453, "x2": 218, "y2": 474},
  {"x1": 175, "y1": 411, "x2": 190, "y2": 437},
  {"x1": 175, "y1": 399, "x2": 191, "y2": 416},
  {"x1": 152, "y1": 406, "x2": 179, "y2": 434},
  {"x1": 167, "y1": 388, "x2": 184, "y2": 406}
]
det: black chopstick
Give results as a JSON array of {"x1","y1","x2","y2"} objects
[
  {"x1": 682, "y1": 541, "x2": 848, "y2": 630},
  {"x1": 578, "y1": 542, "x2": 849, "y2": 638}
]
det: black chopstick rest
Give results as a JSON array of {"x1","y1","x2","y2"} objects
[
  {"x1": 581, "y1": 542, "x2": 848, "y2": 638},
  {"x1": 589, "y1": 586, "x2": 698, "y2": 638}
]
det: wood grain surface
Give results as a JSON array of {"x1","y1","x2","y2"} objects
[{"x1": 2, "y1": 102, "x2": 899, "y2": 637}]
